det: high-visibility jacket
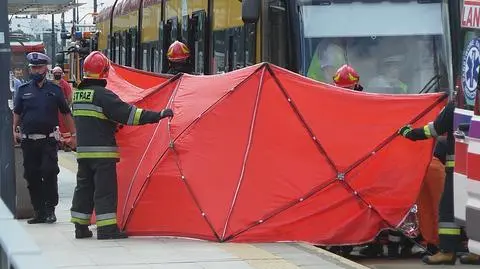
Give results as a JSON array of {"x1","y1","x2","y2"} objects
[{"x1": 72, "y1": 79, "x2": 163, "y2": 159}]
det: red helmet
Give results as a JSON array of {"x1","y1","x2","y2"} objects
[
  {"x1": 333, "y1": 64, "x2": 360, "y2": 88},
  {"x1": 167, "y1": 41, "x2": 190, "y2": 62},
  {"x1": 83, "y1": 51, "x2": 110, "y2": 79}
]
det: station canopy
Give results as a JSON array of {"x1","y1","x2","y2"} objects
[{"x1": 8, "y1": 0, "x2": 83, "y2": 15}]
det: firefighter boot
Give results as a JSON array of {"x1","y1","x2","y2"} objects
[
  {"x1": 422, "y1": 251, "x2": 456, "y2": 265},
  {"x1": 97, "y1": 224, "x2": 128, "y2": 240},
  {"x1": 27, "y1": 211, "x2": 47, "y2": 224},
  {"x1": 459, "y1": 253, "x2": 480, "y2": 265},
  {"x1": 45, "y1": 207, "x2": 57, "y2": 224},
  {"x1": 75, "y1": 224, "x2": 93, "y2": 239}
]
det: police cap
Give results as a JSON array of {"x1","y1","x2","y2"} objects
[{"x1": 26, "y1": 52, "x2": 51, "y2": 67}]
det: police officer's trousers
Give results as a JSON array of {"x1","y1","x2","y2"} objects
[
  {"x1": 70, "y1": 159, "x2": 118, "y2": 227},
  {"x1": 21, "y1": 138, "x2": 59, "y2": 214},
  {"x1": 438, "y1": 170, "x2": 461, "y2": 252}
]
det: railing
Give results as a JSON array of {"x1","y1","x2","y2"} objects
[{"x1": 0, "y1": 199, "x2": 54, "y2": 269}]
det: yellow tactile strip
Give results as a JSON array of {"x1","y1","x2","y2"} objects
[
  {"x1": 293, "y1": 243, "x2": 370, "y2": 269},
  {"x1": 58, "y1": 151, "x2": 78, "y2": 173},
  {"x1": 219, "y1": 243, "x2": 301, "y2": 269}
]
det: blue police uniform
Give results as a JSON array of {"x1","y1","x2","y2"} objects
[{"x1": 13, "y1": 52, "x2": 72, "y2": 224}]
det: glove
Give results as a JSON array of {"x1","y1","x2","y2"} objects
[
  {"x1": 159, "y1": 108, "x2": 174, "y2": 119},
  {"x1": 398, "y1": 125, "x2": 412, "y2": 137}
]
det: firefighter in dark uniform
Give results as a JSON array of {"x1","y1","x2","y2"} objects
[
  {"x1": 166, "y1": 40, "x2": 193, "y2": 75},
  {"x1": 70, "y1": 51, "x2": 174, "y2": 239},
  {"x1": 399, "y1": 100, "x2": 465, "y2": 264},
  {"x1": 13, "y1": 52, "x2": 76, "y2": 224}
]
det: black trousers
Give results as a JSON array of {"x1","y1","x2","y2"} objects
[
  {"x1": 438, "y1": 170, "x2": 461, "y2": 252},
  {"x1": 71, "y1": 159, "x2": 118, "y2": 227},
  {"x1": 21, "y1": 138, "x2": 59, "y2": 214}
]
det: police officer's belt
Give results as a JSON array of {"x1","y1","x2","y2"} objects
[{"x1": 22, "y1": 133, "x2": 55, "y2": 140}]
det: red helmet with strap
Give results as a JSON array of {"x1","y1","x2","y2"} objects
[
  {"x1": 333, "y1": 64, "x2": 360, "y2": 88},
  {"x1": 83, "y1": 51, "x2": 110, "y2": 79},
  {"x1": 167, "y1": 41, "x2": 190, "y2": 62}
]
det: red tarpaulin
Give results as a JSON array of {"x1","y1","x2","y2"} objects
[
  {"x1": 106, "y1": 63, "x2": 446, "y2": 245},
  {"x1": 107, "y1": 63, "x2": 172, "y2": 102}
]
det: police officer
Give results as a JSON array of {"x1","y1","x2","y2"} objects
[
  {"x1": 399, "y1": 100, "x2": 460, "y2": 264},
  {"x1": 166, "y1": 40, "x2": 193, "y2": 75},
  {"x1": 13, "y1": 52, "x2": 77, "y2": 224},
  {"x1": 70, "y1": 51, "x2": 174, "y2": 240}
]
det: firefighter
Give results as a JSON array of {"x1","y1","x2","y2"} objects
[
  {"x1": 70, "y1": 51, "x2": 174, "y2": 240},
  {"x1": 399, "y1": 100, "x2": 463, "y2": 264},
  {"x1": 166, "y1": 40, "x2": 193, "y2": 75},
  {"x1": 333, "y1": 64, "x2": 364, "y2": 91}
]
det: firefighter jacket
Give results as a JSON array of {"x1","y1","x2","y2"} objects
[
  {"x1": 400, "y1": 101, "x2": 455, "y2": 171},
  {"x1": 72, "y1": 79, "x2": 167, "y2": 159}
]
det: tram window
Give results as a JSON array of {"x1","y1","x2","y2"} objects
[
  {"x1": 192, "y1": 10, "x2": 206, "y2": 74},
  {"x1": 182, "y1": 15, "x2": 189, "y2": 44},
  {"x1": 115, "y1": 33, "x2": 120, "y2": 64},
  {"x1": 167, "y1": 17, "x2": 179, "y2": 42},
  {"x1": 227, "y1": 32, "x2": 234, "y2": 72},
  {"x1": 142, "y1": 44, "x2": 149, "y2": 71},
  {"x1": 125, "y1": 31, "x2": 132, "y2": 67},
  {"x1": 153, "y1": 46, "x2": 160, "y2": 73},
  {"x1": 233, "y1": 27, "x2": 245, "y2": 70},
  {"x1": 213, "y1": 30, "x2": 226, "y2": 73},
  {"x1": 245, "y1": 24, "x2": 256, "y2": 66},
  {"x1": 264, "y1": 0, "x2": 288, "y2": 68},
  {"x1": 121, "y1": 32, "x2": 127, "y2": 65},
  {"x1": 131, "y1": 28, "x2": 137, "y2": 68},
  {"x1": 160, "y1": 22, "x2": 170, "y2": 72},
  {"x1": 107, "y1": 34, "x2": 112, "y2": 61}
]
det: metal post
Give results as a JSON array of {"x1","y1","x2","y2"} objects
[
  {"x1": 75, "y1": 0, "x2": 79, "y2": 31},
  {"x1": 61, "y1": 12, "x2": 66, "y2": 48},
  {"x1": 93, "y1": 0, "x2": 98, "y2": 24},
  {"x1": 51, "y1": 14, "x2": 55, "y2": 61},
  {"x1": 0, "y1": 0, "x2": 16, "y2": 214}
]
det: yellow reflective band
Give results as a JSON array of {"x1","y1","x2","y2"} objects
[
  {"x1": 439, "y1": 228, "x2": 461, "y2": 235},
  {"x1": 96, "y1": 218, "x2": 117, "y2": 227},
  {"x1": 423, "y1": 125, "x2": 432, "y2": 138},
  {"x1": 71, "y1": 217, "x2": 90, "y2": 225},
  {"x1": 77, "y1": 152, "x2": 120, "y2": 159},
  {"x1": 133, "y1": 108, "x2": 143, "y2": 125},
  {"x1": 446, "y1": 161, "x2": 455, "y2": 168},
  {"x1": 73, "y1": 110, "x2": 107, "y2": 120},
  {"x1": 73, "y1": 89, "x2": 95, "y2": 103}
]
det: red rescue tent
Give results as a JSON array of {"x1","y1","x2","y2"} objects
[{"x1": 107, "y1": 63, "x2": 446, "y2": 245}]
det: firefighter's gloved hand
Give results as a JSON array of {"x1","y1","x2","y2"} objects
[
  {"x1": 159, "y1": 108, "x2": 174, "y2": 119},
  {"x1": 399, "y1": 125, "x2": 413, "y2": 137}
]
